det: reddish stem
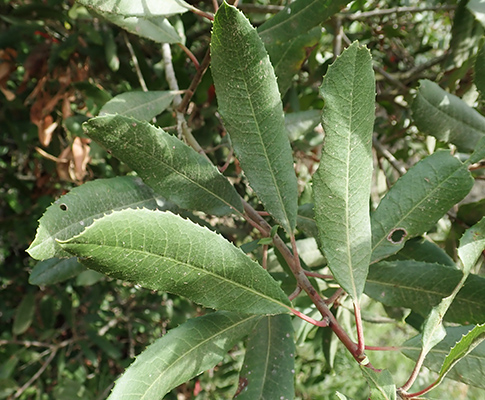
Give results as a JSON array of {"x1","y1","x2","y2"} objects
[
  {"x1": 177, "y1": 43, "x2": 200, "y2": 70},
  {"x1": 291, "y1": 308, "x2": 329, "y2": 327}
]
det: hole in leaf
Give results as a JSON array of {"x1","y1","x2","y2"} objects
[
  {"x1": 387, "y1": 228, "x2": 407, "y2": 244},
  {"x1": 59, "y1": 203, "x2": 68, "y2": 211}
]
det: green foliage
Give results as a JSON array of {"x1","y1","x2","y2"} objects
[{"x1": 2, "y1": 0, "x2": 485, "y2": 399}]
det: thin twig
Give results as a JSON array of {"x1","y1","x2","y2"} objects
[
  {"x1": 288, "y1": 286, "x2": 302, "y2": 301},
  {"x1": 373, "y1": 136, "x2": 407, "y2": 176},
  {"x1": 177, "y1": 43, "x2": 200, "y2": 70},
  {"x1": 123, "y1": 32, "x2": 148, "y2": 92},
  {"x1": 14, "y1": 348, "x2": 58, "y2": 398},
  {"x1": 343, "y1": 5, "x2": 456, "y2": 21}
]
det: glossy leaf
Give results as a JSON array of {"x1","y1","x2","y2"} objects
[
  {"x1": 58, "y1": 209, "x2": 291, "y2": 315},
  {"x1": 97, "y1": 12, "x2": 182, "y2": 44},
  {"x1": 100, "y1": 91, "x2": 178, "y2": 121},
  {"x1": 468, "y1": 0, "x2": 485, "y2": 28},
  {"x1": 27, "y1": 176, "x2": 161, "y2": 260},
  {"x1": 236, "y1": 314, "x2": 295, "y2": 400},
  {"x1": 371, "y1": 151, "x2": 474, "y2": 263},
  {"x1": 412, "y1": 80, "x2": 485, "y2": 152},
  {"x1": 402, "y1": 325, "x2": 485, "y2": 389},
  {"x1": 313, "y1": 42, "x2": 375, "y2": 301},
  {"x1": 386, "y1": 237, "x2": 455, "y2": 267},
  {"x1": 108, "y1": 312, "x2": 260, "y2": 400},
  {"x1": 84, "y1": 115, "x2": 243, "y2": 216},
  {"x1": 360, "y1": 367, "x2": 396, "y2": 400},
  {"x1": 29, "y1": 257, "x2": 86, "y2": 285},
  {"x1": 365, "y1": 261, "x2": 485, "y2": 324},
  {"x1": 77, "y1": 0, "x2": 194, "y2": 17},
  {"x1": 436, "y1": 324, "x2": 485, "y2": 388},
  {"x1": 211, "y1": 2, "x2": 298, "y2": 233},
  {"x1": 458, "y1": 217, "x2": 485, "y2": 273}
]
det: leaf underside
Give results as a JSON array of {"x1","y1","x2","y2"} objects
[{"x1": 313, "y1": 41, "x2": 375, "y2": 301}]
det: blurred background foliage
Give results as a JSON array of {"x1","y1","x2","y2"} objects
[{"x1": 1, "y1": 0, "x2": 484, "y2": 399}]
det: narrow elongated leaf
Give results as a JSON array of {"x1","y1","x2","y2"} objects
[
  {"x1": 84, "y1": 115, "x2": 243, "y2": 216},
  {"x1": 458, "y1": 217, "x2": 485, "y2": 273},
  {"x1": 257, "y1": 0, "x2": 349, "y2": 95},
  {"x1": 386, "y1": 237, "x2": 456, "y2": 267},
  {"x1": 412, "y1": 80, "x2": 485, "y2": 152},
  {"x1": 365, "y1": 261, "x2": 485, "y2": 324},
  {"x1": 12, "y1": 292, "x2": 36, "y2": 335},
  {"x1": 97, "y1": 13, "x2": 182, "y2": 44},
  {"x1": 27, "y1": 176, "x2": 162, "y2": 260},
  {"x1": 258, "y1": 0, "x2": 347, "y2": 47},
  {"x1": 100, "y1": 91, "x2": 177, "y2": 121},
  {"x1": 108, "y1": 312, "x2": 260, "y2": 400},
  {"x1": 371, "y1": 151, "x2": 474, "y2": 263},
  {"x1": 402, "y1": 325, "x2": 485, "y2": 389},
  {"x1": 475, "y1": 41, "x2": 485, "y2": 96},
  {"x1": 29, "y1": 257, "x2": 86, "y2": 285},
  {"x1": 77, "y1": 0, "x2": 194, "y2": 17},
  {"x1": 58, "y1": 209, "x2": 291, "y2": 315},
  {"x1": 313, "y1": 42, "x2": 375, "y2": 301},
  {"x1": 211, "y1": 2, "x2": 298, "y2": 233},
  {"x1": 360, "y1": 367, "x2": 396, "y2": 400},
  {"x1": 236, "y1": 314, "x2": 295, "y2": 400},
  {"x1": 436, "y1": 324, "x2": 485, "y2": 388}
]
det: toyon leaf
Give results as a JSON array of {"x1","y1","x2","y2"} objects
[
  {"x1": 84, "y1": 115, "x2": 243, "y2": 216},
  {"x1": 235, "y1": 314, "x2": 295, "y2": 400},
  {"x1": 475, "y1": 41, "x2": 485, "y2": 97},
  {"x1": 211, "y1": 2, "x2": 298, "y2": 233},
  {"x1": 402, "y1": 325, "x2": 485, "y2": 390},
  {"x1": 412, "y1": 80, "x2": 485, "y2": 152},
  {"x1": 100, "y1": 91, "x2": 178, "y2": 120},
  {"x1": 468, "y1": 0, "x2": 485, "y2": 29},
  {"x1": 313, "y1": 41, "x2": 375, "y2": 302},
  {"x1": 97, "y1": 13, "x2": 182, "y2": 44},
  {"x1": 108, "y1": 312, "x2": 260, "y2": 400},
  {"x1": 360, "y1": 367, "x2": 396, "y2": 400},
  {"x1": 371, "y1": 150, "x2": 474, "y2": 263},
  {"x1": 76, "y1": 0, "x2": 195, "y2": 17},
  {"x1": 12, "y1": 292, "x2": 36, "y2": 336},
  {"x1": 27, "y1": 176, "x2": 162, "y2": 260},
  {"x1": 58, "y1": 209, "x2": 291, "y2": 315},
  {"x1": 365, "y1": 260, "x2": 485, "y2": 325},
  {"x1": 29, "y1": 257, "x2": 86, "y2": 286},
  {"x1": 458, "y1": 217, "x2": 485, "y2": 274}
]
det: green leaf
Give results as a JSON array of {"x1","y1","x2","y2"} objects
[
  {"x1": 468, "y1": 0, "x2": 485, "y2": 29},
  {"x1": 296, "y1": 203, "x2": 318, "y2": 240},
  {"x1": 313, "y1": 42, "x2": 375, "y2": 301},
  {"x1": 436, "y1": 324, "x2": 485, "y2": 388},
  {"x1": 257, "y1": 0, "x2": 349, "y2": 96},
  {"x1": 402, "y1": 325, "x2": 485, "y2": 389},
  {"x1": 27, "y1": 176, "x2": 162, "y2": 260},
  {"x1": 285, "y1": 110, "x2": 321, "y2": 142},
  {"x1": 258, "y1": 0, "x2": 347, "y2": 47},
  {"x1": 458, "y1": 217, "x2": 485, "y2": 274},
  {"x1": 29, "y1": 257, "x2": 86, "y2": 285},
  {"x1": 475, "y1": 40, "x2": 485, "y2": 97},
  {"x1": 360, "y1": 367, "x2": 396, "y2": 400},
  {"x1": 99, "y1": 91, "x2": 177, "y2": 121},
  {"x1": 76, "y1": 0, "x2": 194, "y2": 17},
  {"x1": 108, "y1": 312, "x2": 259, "y2": 400},
  {"x1": 97, "y1": 12, "x2": 182, "y2": 44},
  {"x1": 58, "y1": 209, "x2": 291, "y2": 315},
  {"x1": 371, "y1": 151, "x2": 474, "y2": 263},
  {"x1": 365, "y1": 260, "x2": 485, "y2": 324},
  {"x1": 386, "y1": 237, "x2": 456, "y2": 267},
  {"x1": 235, "y1": 314, "x2": 295, "y2": 400},
  {"x1": 412, "y1": 80, "x2": 485, "y2": 152},
  {"x1": 211, "y1": 2, "x2": 298, "y2": 233},
  {"x1": 84, "y1": 115, "x2": 243, "y2": 216},
  {"x1": 469, "y1": 135, "x2": 485, "y2": 165},
  {"x1": 12, "y1": 292, "x2": 36, "y2": 335}
]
